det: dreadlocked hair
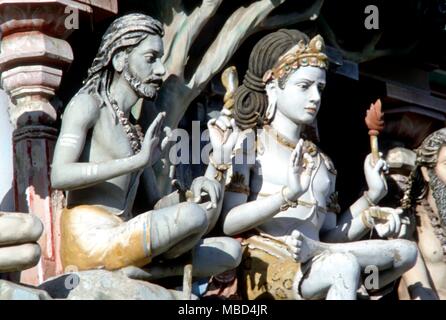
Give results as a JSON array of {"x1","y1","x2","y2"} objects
[
  {"x1": 402, "y1": 128, "x2": 446, "y2": 209},
  {"x1": 77, "y1": 13, "x2": 164, "y2": 119},
  {"x1": 401, "y1": 167, "x2": 428, "y2": 209}
]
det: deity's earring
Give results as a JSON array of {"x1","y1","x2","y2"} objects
[{"x1": 265, "y1": 82, "x2": 278, "y2": 124}]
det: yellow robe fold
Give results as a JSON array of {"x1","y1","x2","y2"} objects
[{"x1": 61, "y1": 205, "x2": 152, "y2": 271}]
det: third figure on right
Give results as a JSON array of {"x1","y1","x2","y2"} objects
[{"x1": 400, "y1": 128, "x2": 446, "y2": 300}]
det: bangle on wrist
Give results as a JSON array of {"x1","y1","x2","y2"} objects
[
  {"x1": 363, "y1": 191, "x2": 377, "y2": 207},
  {"x1": 280, "y1": 186, "x2": 298, "y2": 211},
  {"x1": 209, "y1": 154, "x2": 231, "y2": 182},
  {"x1": 361, "y1": 209, "x2": 374, "y2": 229}
]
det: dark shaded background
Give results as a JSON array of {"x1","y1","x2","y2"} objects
[{"x1": 58, "y1": 0, "x2": 446, "y2": 210}]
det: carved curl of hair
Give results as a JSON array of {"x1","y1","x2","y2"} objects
[
  {"x1": 233, "y1": 29, "x2": 309, "y2": 131},
  {"x1": 78, "y1": 13, "x2": 164, "y2": 114},
  {"x1": 402, "y1": 128, "x2": 446, "y2": 209}
]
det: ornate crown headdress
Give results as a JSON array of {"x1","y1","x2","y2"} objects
[{"x1": 263, "y1": 34, "x2": 329, "y2": 84}]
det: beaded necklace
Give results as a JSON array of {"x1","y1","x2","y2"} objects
[{"x1": 110, "y1": 99, "x2": 144, "y2": 154}]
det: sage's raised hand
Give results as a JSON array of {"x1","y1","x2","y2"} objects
[
  {"x1": 137, "y1": 112, "x2": 165, "y2": 168},
  {"x1": 150, "y1": 126, "x2": 174, "y2": 166}
]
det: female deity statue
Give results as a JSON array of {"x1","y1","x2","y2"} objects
[{"x1": 205, "y1": 29, "x2": 418, "y2": 300}]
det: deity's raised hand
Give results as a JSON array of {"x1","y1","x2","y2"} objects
[
  {"x1": 137, "y1": 112, "x2": 165, "y2": 168},
  {"x1": 364, "y1": 153, "x2": 388, "y2": 204},
  {"x1": 208, "y1": 117, "x2": 240, "y2": 165},
  {"x1": 285, "y1": 139, "x2": 315, "y2": 200}
]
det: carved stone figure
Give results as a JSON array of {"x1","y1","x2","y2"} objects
[
  {"x1": 399, "y1": 128, "x2": 446, "y2": 299},
  {"x1": 0, "y1": 213, "x2": 42, "y2": 273},
  {"x1": 0, "y1": 212, "x2": 51, "y2": 299},
  {"x1": 209, "y1": 29, "x2": 417, "y2": 300},
  {"x1": 50, "y1": 13, "x2": 241, "y2": 296}
]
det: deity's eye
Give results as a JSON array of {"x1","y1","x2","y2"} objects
[
  {"x1": 145, "y1": 54, "x2": 156, "y2": 63},
  {"x1": 296, "y1": 82, "x2": 310, "y2": 89},
  {"x1": 318, "y1": 84, "x2": 325, "y2": 93}
]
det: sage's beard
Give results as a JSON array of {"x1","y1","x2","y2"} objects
[
  {"x1": 428, "y1": 170, "x2": 446, "y2": 227},
  {"x1": 123, "y1": 64, "x2": 158, "y2": 100}
]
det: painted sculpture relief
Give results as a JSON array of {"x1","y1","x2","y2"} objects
[{"x1": 0, "y1": 3, "x2": 445, "y2": 301}]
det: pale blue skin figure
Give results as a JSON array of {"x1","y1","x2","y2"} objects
[{"x1": 214, "y1": 65, "x2": 417, "y2": 300}]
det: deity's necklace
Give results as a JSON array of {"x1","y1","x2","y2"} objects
[
  {"x1": 263, "y1": 125, "x2": 318, "y2": 156},
  {"x1": 110, "y1": 99, "x2": 144, "y2": 154},
  {"x1": 263, "y1": 124, "x2": 297, "y2": 150}
]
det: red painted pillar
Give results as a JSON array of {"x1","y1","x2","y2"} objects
[{"x1": 0, "y1": 0, "x2": 117, "y2": 285}]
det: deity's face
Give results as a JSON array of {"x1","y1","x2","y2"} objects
[
  {"x1": 124, "y1": 34, "x2": 166, "y2": 99},
  {"x1": 273, "y1": 66, "x2": 326, "y2": 125}
]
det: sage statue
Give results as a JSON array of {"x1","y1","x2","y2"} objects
[
  {"x1": 400, "y1": 128, "x2": 446, "y2": 299},
  {"x1": 50, "y1": 13, "x2": 241, "y2": 290},
  {"x1": 209, "y1": 29, "x2": 417, "y2": 300}
]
